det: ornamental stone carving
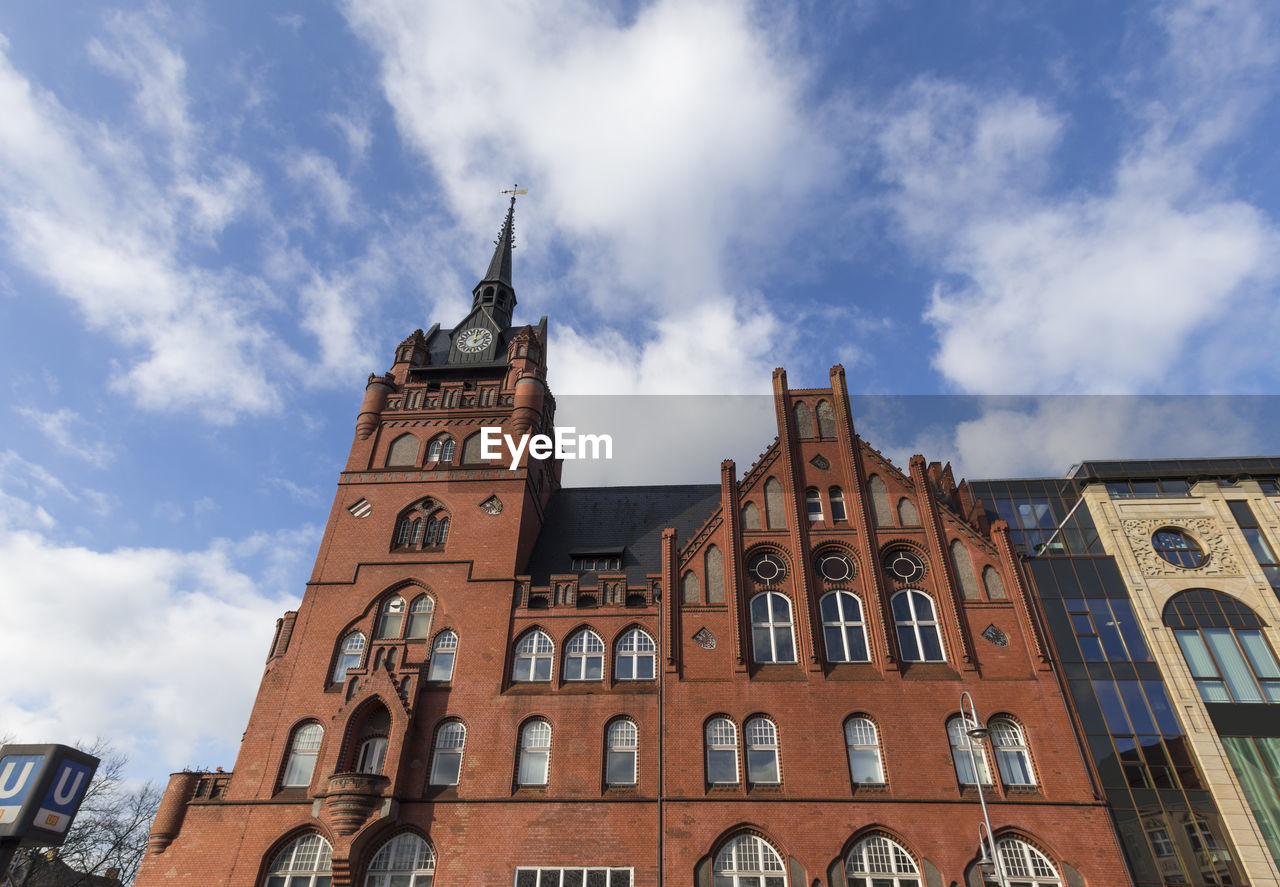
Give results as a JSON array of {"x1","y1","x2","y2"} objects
[{"x1": 1122, "y1": 518, "x2": 1241, "y2": 576}]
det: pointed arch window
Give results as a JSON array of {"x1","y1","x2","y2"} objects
[
  {"x1": 821, "y1": 591, "x2": 869, "y2": 663},
  {"x1": 829, "y1": 486, "x2": 847, "y2": 521},
  {"x1": 429, "y1": 721, "x2": 466, "y2": 786},
  {"x1": 947, "y1": 715, "x2": 992, "y2": 785},
  {"x1": 428, "y1": 630, "x2": 458, "y2": 681},
  {"x1": 741, "y1": 501, "x2": 761, "y2": 530},
  {"x1": 564, "y1": 629, "x2": 605, "y2": 681},
  {"x1": 714, "y1": 834, "x2": 786, "y2": 887},
  {"x1": 846, "y1": 834, "x2": 919, "y2": 887},
  {"x1": 365, "y1": 833, "x2": 435, "y2": 887},
  {"x1": 681, "y1": 570, "x2": 701, "y2": 605},
  {"x1": 990, "y1": 718, "x2": 1035, "y2": 785},
  {"x1": 816, "y1": 399, "x2": 837, "y2": 437},
  {"x1": 615, "y1": 628, "x2": 656, "y2": 680},
  {"x1": 393, "y1": 499, "x2": 451, "y2": 550},
  {"x1": 793, "y1": 401, "x2": 815, "y2": 438},
  {"x1": 426, "y1": 436, "x2": 456, "y2": 464},
  {"x1": 705, "y1": 545, "x2": 725, "y2": 604},
  {"x1": 377, "y1": 596, "x2": 406, "y2": 639},
  {"x1": 763, "y1": 477, "x2": 785, "y2": 529},
  {"x1": 705, "y1": 717, "x2": 739, "y2": 784},
  {"x1": 892, "y1": 590, "x2": 944, "y2": 662},
  {"x1": 355, "y1": 706, "x2": 390, "y2": 775},
  {"x1": 333, "y1": 631, "x2": 366, "y2": 682},
  {"x1": 751, "y1": 592, "x2": 796, "y2": 664},
  {"x1": 982, "y1": 565, "x2": 1007, "y2": 599},
  {"x1": 868, "y1": 475, "x2": 892, "y2": 526},
  {"x1": 264, "y1": 833, "x2": 333, "y2": 887},
  {"x1": 513, "y1": 630, "x2": 554, "y2": 682},
  {"x1": 950, "y1": 540, "x2": 981, "y2": 600},
  {"x1": 897, "y1": 497, "x2": 920, "y2": 527},
  {"x1": 844, "y1": 717, "x2": 884, "y2": 784},
  {"x1": 386, "y1": 433, "x2": 420, "y2": 467},
  {"x1": 606, "y1": 719, "x2": 638, "y2": 785},
  {"x1": 806, "y1": 487, "x2": 823, "y2": 522},
  {"x1": 996, "y1": 838, "x2": 1061, "y2": 886},
  {"x1": 406, "y1": 595, "x2": 434, "y2": 638},
  {"x1": 282, "y1": 723, "x2": 323, "y2": 788},
  {"x1": 745, "y1": 717, "x2": 781, "y2": 784},
  {"x1": 518, "y1": 720, "x2": 552, "y2": 786}
]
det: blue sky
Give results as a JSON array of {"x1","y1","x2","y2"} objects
[{"x1": 1, "y1": 0, "x2": 1278, "y2": 787}]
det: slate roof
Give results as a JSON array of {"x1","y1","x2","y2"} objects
[{"x1": 524, "y1": 484, "x2": 722, "y2": 587}]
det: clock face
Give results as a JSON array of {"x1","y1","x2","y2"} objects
[{"x1": 456, "y1": 327, "x2": 493, "y2": 353}]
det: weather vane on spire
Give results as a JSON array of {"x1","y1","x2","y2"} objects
[{"x1": 496, "y1": 184, "x2": 525, "y2": 249}]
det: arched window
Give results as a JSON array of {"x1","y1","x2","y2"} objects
[
  {"x1": 745, "y1": 717, "x2": 780, "y2": 784},
  {"x1": 513, "y1": 630, "x2": 554, "y2": 682},
  {"x1": 429, "y1": 721, "x2": 466, "y2": 786},
  {"x1": 428, "y1": 630, "x2": 458, "y2": 681},
  {"x1": 844, "y1": 717, "x2": 883, "y2": 784},
  {"x1": 806, "y1": 487, "x2": 823, "y2": 522},
  {"x1": 282, "y1": 723, "x2": 323, "y2": 788},
  {"x1": 821, "y1": 591, "x2": 869, "y2": 663},
  {"x1": 681, "y1": 570, "x2": 701, "y2": 605},
  {"x1": 426, "y1": 436, "x2": 455, "y2": 464},
  {"x1": 386, "y1": 434, "x2": 420, "y2": 467},
  {"x1": 950, "y1": 540, "x2": 981, "y2": 600},
  {"x1": 406, "y1": 595, "x2": 434, "y2": 638},
  {"x1": 333, "y1": 631, "x2": 366, "y2": 682},
  {"x1": 1164, "y1": 589, "x2": 1280, "y2": 703},
  {"x1": 996, "y1": 838, "x2": 1061, "y2": 886},
  {"x1": 705, "y1": 717, "x2": 739, "y2": 784},
  {"x1": 947, "y1": 716, "x2": 992, "y2": 785},
  {"x1": 764, "y1": 477, "x2": 785, "y2": 529},
  {"x1": 264, "y1": 833, "x2": 333, "y2": 887},
  {"x1": 377, "y1": 596, "x2": 406, "y2": 639},
  {"x1": 829, "y1": 486, "x2": 847, "y2": 521},
  {"x1": 518, "y1": 720, "x2": 551, "y2": 786},
  {"x1": 706, "y1": 545, "x2": 725, "y2": 604},
  {"x1": 846, "y1": 834, "x2": 919, "y2": 887},
  {"x1": 461, "y1": 432, "x2": 484, "y2": 465},
  {"x1": 564, "y1": 629, "x2": 605, "y2": 681},
  {"x1": 615, "y1": 628, "x2": 656, "y2": 680},
  {"x1": 793, "y1": 401, "x2": 815, "y2": 438},
  {"x1": 751, "y1": 592, "x2": 796, "y2": 664},
  {"x1": 892, "y1": 590, "x2": 944, "y2": 662},
  {"x1": 714, "y1": 834, "x2": 786, "y2": 887},
  {"x1": 355, "y1": 705, "x2": 390, "y2": 775},
  {"x1": 868, "y1": 475, "x2": 892, "y2": 526},
  {"x1": 606, "y1": 719, "x2": 638, "y2": 785},
  {"x1": 897, "y1": 497, "x2": 919, "y2": 527},
  {"x1": 741, "y1": 501, "x2": 761, "y2": 530},
  {"x1": 982, "y1": 565, "x2": 1007, "y2": 599},
  {"x1": 394, "y1": 500, "x2": 450, "y2": 550},
  {"x1": 365, "y1": 833, "x2": 435, "y2": 887},
  {"x1": 424, "y1": 514, "x2": 450, "y2": 546},
  {"x1": 990, "y1": 718, "x2": 1035, "y2": 785},
  {"x1": 816, "y1": 399, "x2": 836, "y2": 437}
]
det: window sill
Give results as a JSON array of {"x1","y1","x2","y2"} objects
[
  {"x1": 505, "y1": 682, "x2": 554, "y2": 694},
  {"x1": 512, "y1": 786, "x2": 549, "y2": 798},
  {"x1": 271, "y1": 787, "x2": 311, "y2": 801},
  {"x1": 746, "y1": 783, "x2": 785, "y2": 797},
  {"x1": 750, "y1": 664, "x2": 807, "y2": 681},
  {"x1": 850, "y1": 783, "x2": 890, "y2": 798},
  {"x1": 824, "y1": 663, "x2": 883, "y2": 681},
  {"x1": 705, "y1": 783, "x2": 741, "y2": 794},
  {"x1": 898, "y1": 662, "x2": 961, "y2": 681}
]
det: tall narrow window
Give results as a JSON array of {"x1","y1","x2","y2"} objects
[
  {"x1": 428, "y1": 630, "x2": 458, "y2": 681},
  {"x1": 564, "y1": 629, "x2": 605, "y2": 681},
  {"x1": 429, "y1": 721, "x2": 466, "y2": 786},
  {"x1": 427, "y1": 436, "x2": 455, "y2": 463},
  {"x1": 868, "y1": 475, "x2": 892, "y2": 526},
  {"x1": 815, "y1": 399, "x2": 837, "y2": 437},
  {"x1": 947, "y1": 716, "x2": 992, "y2": 785},
  {"x1": 764, "y1": 477, "x2": 785, "y2": 529},
  {"x1": 682, "y1": 570, "x2": 701, "y2": 605},
  {"x1": 829, "y1": 487, "x2": 847, "y2": 521},
  {"x1": 365, "y1": 834, "x2": 435, "y2": 887},
  {"x1": 844, "y1": 717, "x2": 884, "y2": 784},
  {"x1": 705, "y1": 545, "x2": 725, "y2": 604},
  {"x1": 897, "y1": 497, "x2": 920, "y2": 527},
  {"x1": 282, "y1": 723, "x2": 323, "y2": 787},
  {"x1": 1229, "y1": 500, "x2": 1280, "y2": 588},
  {"x1": 821, "y1": 591, "x2": 869, "y2": 663},
  {"x1": 793, "y1": 401, "x2": 815, "y2": 438},
  {"x1": 892, "y1": 590, "x2": 944, "y2": 662},
  {"x1": 745, "y1": 717, "x2": 780, "y2": 784},
  {"x1": 606, "y1": 720, "x2": 638, "y2": 785},
  {"x1": 846, "y1": 835, "x2": 919, "y2": 887},
  {"x1": 615, "y1": 628, "x2": 656, "y2": 680},
  {"x1": 741, "y1": 501, "x2": 761, "y2": 530},
  {"x1": 950, "y1": 540, "x2": 981, "y2": 600},
  {"x1": 264, "y1": 834, "x2": 333, "y2": 887},
  {"x1": 424, "y1": 514, "x2": 450, "y2": 546},
  {"x1": 333, "y1": 631, "x2": 366, "y2": 682},
  {"x1": 406, "y1": 596, "x2": 434, "y2": 638},
  {"x1": 990, "y1": 718, "x2": 1035, "y2": 785},
  {"x1": 518, "y1": 721, "x2": 551, "y2": 786},
  {"x1": 714, "y1": 834, "x2": 786, "y2": 887},
  {"x1": 377, "y1": 596, "x2": 406, "y2": 638},
  {"x1": 354, "y1": 706, "x2": 390, "y2": 775},
  {"x1": 806, "y1": 487, "x2": 823, "y2": 522},
  {"x1": 751, "y1": 593, "x2": 796, "y2": 664},
  {"x1": 982, "y1": 565, "x2": 1007, "y2": 600},
  {"x1": 513, "y1": 630, "x2": 554, "y2": 682},
  {"x1": 705, "y1": 718, "x2": 739, "y2": 784}
]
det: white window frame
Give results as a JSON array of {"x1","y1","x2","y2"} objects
[
  {"x1": 606, "y1": 720, "x2": 638, "y2": 786},
  {"x1": 357, "y1": 736, "x2": 387, "y2": 775},
  {"x1": 806, "y1": 487, "x2": 823, "y2": 522},
  {"x1": 745, "y1": 717, "x2": 781, "y2": 784},
  {"x1": 428, "y1": 630, "x2": 458, "y2": 682},
  {"x1": 821, "y1": 591, "x2": 870, "y2": 663},
  {"x1": 264, "y1": 833, "x2": 333, "y2": 887},
  {"x1": 706, "y1": 718, "x2": 739, "y2": 784},
  {"x1": 512, "y1": 868, "x2": 632, "y2": 887},
  {"x1": 947, "y1": 716, "x2": 992, "y2": 785},
  {"x1": 406, "y1": 595, "x2": 434, "y2": 638},
  {"x1": 429, "y1": 721, "x2": 466, "y2": 786},
  {"x1": 513, "y1": 630, "x2": 554, "y2": 682},
  {"x1": 844, "y1": 717, "x2": 884, "y2": 784},
  {"x1": 750, "y1": 592, "x2": 797, "y2": 664},
  {"x1": 282, "y1": 723, "x2": 323, "y2": 788},
  {"x1": 891, "y1": 590, "x2": 945, "y2": 662},
  {"x1": 615, "y1": 628, "x2": 656, "y2": 681},
  {"x1": 829, "y1": 486, "x2": 847, "y2": 521},
  {"x1": 365, "y1": 833, "x2": 435, "y2": 887},
  {"x1": 989, "y1": 718, "x2": 1036, "y2": 786},
  {"x1": 333, "y1": 631, "x2": 366, "y2": 683},
  {"x1": 564, "y1": 629, "x2": 605, "y2": 681},
  {"x1": 518, "y1": 720, "x2": 551, "y2": 786},
  {"x1": 845, "y1": 834, "x2": 919, "y2": 887},
  {"x1": 996, "y1": 838, "x2": 1061, "y2": 886},
  {"x1": 377, "y1": 596, "x2": 405, "y2": 639},
  {"x1": 714, "y1": 834, "x2": 787, "y2": 887}
]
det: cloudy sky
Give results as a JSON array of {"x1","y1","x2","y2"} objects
[{"x1": 1, "y1": 0, "x2": 1278, "y2": 787}]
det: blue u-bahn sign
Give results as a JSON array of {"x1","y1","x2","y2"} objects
[{"x1": 0, "y1": 744, "x2": 99, "y2": 847}]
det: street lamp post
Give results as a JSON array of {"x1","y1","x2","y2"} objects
[{"x1": 961, "y1": 691, "x2": 1007, "y2": 887}]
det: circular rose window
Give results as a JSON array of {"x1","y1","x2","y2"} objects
[
  {"x1": 882, "y1": 549, "x2": 925, "y2": 583},
  {"x1": 817, "y1": 553, "x2": 855, "y2": 582},
  {"x1": 748, "y1": 551, "x2": 786, "y2": 584},
  {"x1": 1152, "y1": 528, "x2": 1205, "y2": 568}
]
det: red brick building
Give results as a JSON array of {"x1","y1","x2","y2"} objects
[{"x1": 136, "y1": 200, "x2": 1131, "y2": 887}]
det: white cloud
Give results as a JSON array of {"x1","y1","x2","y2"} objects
[
  {"x1": 16, "y1": 407, "x2": 115, "y2": 467},
  {"x1": 286, "y1": 149, "x2": 358, "y2": 224}
]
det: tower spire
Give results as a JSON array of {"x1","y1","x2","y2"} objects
[{"x1": 483, "y1": 187, "x2": 524, "y2": 287}]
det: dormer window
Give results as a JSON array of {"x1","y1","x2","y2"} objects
[{"x1": 570, "y1": 550, "x2": 623, "y2": 573}]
